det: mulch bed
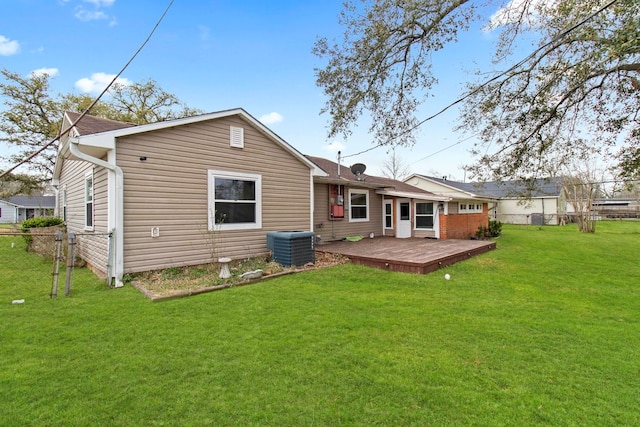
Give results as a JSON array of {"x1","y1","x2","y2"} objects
[{"x1": 131, "y1": 252, "x2": 350, "y2": 301}]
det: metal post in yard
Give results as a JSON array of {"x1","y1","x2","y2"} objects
[
  {"x1": 51, "y1": 231, "x2": 64, "y2": 298},
  {"x1": 64, "y1": 232, "x2": 76, "y2": 296}
]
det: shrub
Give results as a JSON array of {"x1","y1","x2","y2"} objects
[
  {"x1": 488, "y1": 220, "x2": 503, "y2": 237},
  {"x1": 21, "y1": 216, "x2": 64, "y2": 233},
  {"x1": 21, "y1": 217, "x2": 65, "y2": 246},
  {"x1": 476, "y1": 220, "x2": 503, "y2": 240}
]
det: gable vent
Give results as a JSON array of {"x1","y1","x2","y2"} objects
[{"x1": 230, "y1": 126, "x2": 244, "y2": 148}]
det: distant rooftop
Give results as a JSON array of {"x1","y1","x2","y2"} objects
[{"x1": 416, "y1": 175, "x2": 564, "y2": 199}]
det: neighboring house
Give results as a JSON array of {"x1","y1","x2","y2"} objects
[
  {"x1": 406, "y1": 175, "x2": 566, "y2": 225},
  {"x1": 0, "y1": 195, "x2": 55, "y2": 224},
  {"x1": 307, "y1": 156, "x2": 485, "y2": 241},
  {"x1": 52, "y1": 109, "x2": 324, "y2": 287},
  {"x1": 592, "y1": 198, "x2": 640, "y2": 219}
]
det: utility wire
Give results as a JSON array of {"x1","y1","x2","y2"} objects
[
  {"x1": 0, "y1": 0, "x2": 175, "y2": 179},
  {"x1": 342, "y1": 0, "x2": 619, "y2": 161}
]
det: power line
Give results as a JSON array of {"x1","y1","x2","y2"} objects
[
  {"x1": 410, "y1": 133, "x2": 479, "y2": 165},
  {"x1": 0, "y1": 0, "x2": 175, "y2": 179},
  {"x1": 343, "y1": 0, "x2": 619, "y2": 161}
]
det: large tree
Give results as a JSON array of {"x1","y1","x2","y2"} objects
[
  {"x1": 313, "y1": 0, "x2": 640, "y2": 180},
  {"x1": 0, "y1": 69, "x2": 201, "y2": 181}
]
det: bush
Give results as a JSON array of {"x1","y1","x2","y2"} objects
[
  {"x1": 476, "y1": 220, "x2": 503, "y2": 240},
  {"x1": 21, "y1": 216, "x2": 64, "y2": 233},
  {"x1": 21, "y1": 217, "x2": 65, "y2": 246},
  {"x1": 488, "y1": 220, "x2": 503, "y2": 237}
]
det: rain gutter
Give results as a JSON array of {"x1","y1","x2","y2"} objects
[{"x1": 69, "y1": 137, "x2": 124, "y2": 288}]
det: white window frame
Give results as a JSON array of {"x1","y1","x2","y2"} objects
[
  {"x1": 84, "y1": 170, "x2": 94, "y2": 230},
  {"x1": 415, "y1": 202, "x2": 435, "y2": 229},
  {"x1": 348, "y1": 189, "x2": 369, "y2": 222},
  {"x1": 208, "y1": 170, "x2": 262, "y2": 231},
  {"x1": 458, "y1": 202, "x2": 482, "y2": 214}
]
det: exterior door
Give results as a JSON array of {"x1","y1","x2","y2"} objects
[{"x1": 396, "y1": 199, "x2": 411, "y2": 238}]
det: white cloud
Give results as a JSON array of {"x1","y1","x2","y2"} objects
[
  {"x1": 259, "y1": 112, "x2": 283, "y2": 125},
  {"x1": 323, "y1": 141, "x2": 345, "y2": 152},
  {"x1": 30, "y1": 68, "x2": 59, "y2": 78},
  {"x1": 75, "y1": 72, "x2": 131, "y2": 94},
  {"x1": 83, "y1": 0, "x2": 115, "y2": 6},
  {"x1": 75, "y1": 9, "x2": 108, "y2": 21},
  {"x1": 73, "y1": 0, "x2": 116, "y2": 23},
  {"x1": 487, "y1": 0, "x2": 557, "y2": 30},
  {"x1": 0, "y1": 35, "x2": 20, "y2": 56}
]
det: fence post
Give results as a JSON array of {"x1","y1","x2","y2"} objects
[
  {"x1": 64, "y1": 232, "x2": 76, "y2": 296},
  {"x1": 51, "y1": 231, "x2": 64, "y2": 298}
]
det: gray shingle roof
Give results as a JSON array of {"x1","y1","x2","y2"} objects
[
  {"x1": 66, "y1": 111, "x2": 135, "y2": 136},
  {"x1": 6, "y1": 195, "x2": 56, "y2": 208},
  {"x1": 417, "y1": 175, "x2": 564, "y2": 198},
  {"x1": 306, "y1": 156, "x2": 438, "y2": 196}
]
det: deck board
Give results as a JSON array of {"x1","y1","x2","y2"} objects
[{"x1": 316, "y1": 237, "x2": 496, "y2": 274}]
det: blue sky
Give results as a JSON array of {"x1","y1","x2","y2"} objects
[{"x1": 1, "y1": 0, "x2": 506, "y2": 180}]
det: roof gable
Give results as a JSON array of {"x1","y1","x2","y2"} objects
[{"x1": 54, "y1": 109, "x2": 324, "y2": 180}]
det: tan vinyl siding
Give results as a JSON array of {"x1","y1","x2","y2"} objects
[
  {"x1": 313, "y1": 183, "x2": 383, "y2": 242},
  {"x1": 57, "y1": 159, "x2": 110, "y2": 275},
  {"x1": 117, "y1": 115, "x2": 312, "y2": 273}
]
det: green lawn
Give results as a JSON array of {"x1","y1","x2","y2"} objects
[{"x1": 1, "y1": 222, "x2": 639, "y2": 426}]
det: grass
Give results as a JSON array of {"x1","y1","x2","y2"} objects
[{"x1": 1, "y1": 221, "x2": 639, "y2": 426}]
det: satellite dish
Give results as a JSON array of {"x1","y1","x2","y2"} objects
[{"x1": 350, "y1": 163, "x2": 367, "y2": 179}]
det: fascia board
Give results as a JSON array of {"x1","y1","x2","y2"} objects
[
  {"x1": 75, "y1": 133, "x2": 116, "y2": 149},
  {"x1": 376, "y1": 189, "x2": 450, "y2": 201}
]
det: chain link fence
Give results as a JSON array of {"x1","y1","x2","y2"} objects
[
  {"x1": 0, "y1": 226, "x2": 112, "y2": 297},
  {"x1": 493, "y1": 213, "x2": 561, "y2": 226}
]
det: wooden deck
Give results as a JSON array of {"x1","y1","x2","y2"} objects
[{"x1": 316, "y1": 237, "x2": 496, "y2": 274}]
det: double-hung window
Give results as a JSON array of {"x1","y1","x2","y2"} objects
[
  {"x1": 348, "y1": 189, "x2": 369, "y2": 222},
  {"x1": 415, "y1": 202, "x2": 434, "y2": 229},
  {"x1": 85, "y1": 170, "x2": 94, "y2": 230},
  {"x1": 208, "y1": 170, "x2": 262, "y2": 230}
]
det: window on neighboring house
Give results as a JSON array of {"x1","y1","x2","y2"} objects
[
  {"x1": 0, "y1": 208, "x2": 2, "y2": 217},
  {"x1": 62, "y1": 185, "x2": 67, "y2": 222},
  {"x1": 415, "y1": 202, "x2": 434, "y2": 229},
  {"x1": 459, "y1": 202, "x2": 482, "y2": 214},
  {"x1": 208, "y1": 170, "x2": 262, "y2": 230},
  {"x1": 349, "y1": 189, "x2": 369, "y2": 222},
  {"x1": 85, "y1": 170, "x2": 94, "y2": 229}
]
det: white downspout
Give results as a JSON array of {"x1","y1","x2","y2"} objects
[{"x1": 69, "y1": 138, "x2": 125, "y2": 288}]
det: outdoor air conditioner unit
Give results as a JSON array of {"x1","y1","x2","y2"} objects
[{"x1": 266, "y1": 231, "x2": 315, "y2": 267}]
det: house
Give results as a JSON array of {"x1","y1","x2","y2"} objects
[
  {"x1": 405, "y1": 175, "x2": 566, "y2": 225},
  {"x1": 0, "y1": 195, "x2": 56, "y2": 224},
  {"x1": 52, "y1": 109, "x2": 324, "y2": 287},
  {"x1": 592, "y1": 198, "x2": 640, "y2": 219},
  {"x1": 307, "y1": 156, "x2": 487, "y2": 241}
]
